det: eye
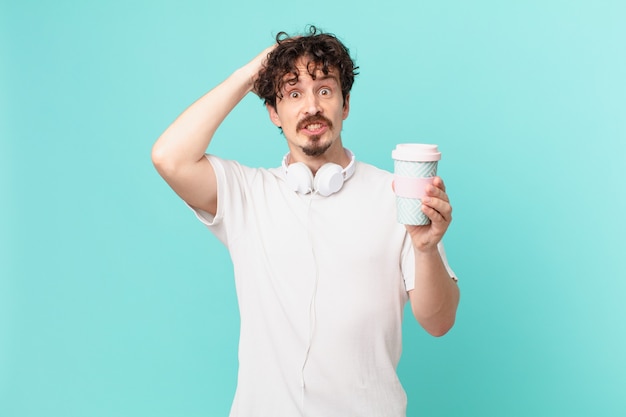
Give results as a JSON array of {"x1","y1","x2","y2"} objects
[
  {"x1": 289, "y1": 91, "x2": 301, "y2": 99},
  {"x1": 319, "y1": 88, "x2": 332, "y2": 96}
]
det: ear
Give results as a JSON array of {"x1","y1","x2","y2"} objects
[
  {"x1": 342, "y1": 93, "x2": 351, "y2": 120},
  {"x1": 266, "y1": 103, "x2": 281, "y2": 127}
]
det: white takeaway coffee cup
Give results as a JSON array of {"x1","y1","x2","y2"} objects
[{"x1": 392, "y1": 144, "x2": 441, "y2": 225}]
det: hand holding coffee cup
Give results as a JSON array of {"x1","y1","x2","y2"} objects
[{"x1": 392, "y1": 144, "x2": 441, "y2": 225}]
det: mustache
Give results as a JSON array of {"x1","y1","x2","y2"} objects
[{"x1": 297, "y1": 115, "x2": 333, "y2": 131}]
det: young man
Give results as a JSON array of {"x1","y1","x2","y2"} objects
[{"x1": 152, "y1": 26, "x2": 459, "y2": 417}]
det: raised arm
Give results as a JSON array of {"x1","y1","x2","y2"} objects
[{"x1": 151, "y1": 46, "x2": 275, "y2": 215}]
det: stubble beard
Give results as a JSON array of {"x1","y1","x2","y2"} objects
[{"x1": 302, "y1": 137, "x2": 332, "y2": 157}]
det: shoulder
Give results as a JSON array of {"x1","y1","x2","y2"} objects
[
  {"x1": 353, "y1": 161, "x2": 392, "y2": 184},
  {"x1": 340, "y1": 161, "x2": 395, "y2": 201},
  {"x1": 207, "y1": 154, "x2": 250, "y2": 173},
  {"x1": 207, "y1": 154, "x2": 272, "y2": 180},
  {"x1": 206, "y1": 154, "x2": 287, "y2": 197}
]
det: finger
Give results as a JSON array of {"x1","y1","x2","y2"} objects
[
  {"x1": 422, "y1": 205, "x2": 452, "y2": 228},
  {"x1": 425, "y1": 183, "x2": 450, "y2": 203},
  {"x1": 422, "y1": 196, "x2": 452, "y2": 222},
  {"x1": 421, "y1": 205, "x2": 447, "y2": 227},
  {"x1": 432, "y1": 176, "x2": 446, "y2": 193}
]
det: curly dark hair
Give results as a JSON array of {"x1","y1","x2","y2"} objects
[{"x1": 254, "y1": 26, "x2": 359, "y2": 109}]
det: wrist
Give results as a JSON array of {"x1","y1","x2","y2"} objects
[
  {"x1": 407, "y1": 229, "x2": 440, "y2": 254},
  {"x1": 232, "y1": 66, "x2": 257, "y2": 94},
  {"x1": 413, "y1": 243, "x2": 440, "y2": 257}
]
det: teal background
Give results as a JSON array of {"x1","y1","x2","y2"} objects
[{"x1": 2, "y1": 0, "x2": 625, "y2": 416}]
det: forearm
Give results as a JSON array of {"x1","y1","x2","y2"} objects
[
  {"x1": 152, "y1": 66, "x2": 256, "y2": 168},
  {"x1": 151, "y1": 47, "x2": 273, "y2": 214},
  {"x1": 409, "y1": 247, "x2": 460, "y2": 336}
]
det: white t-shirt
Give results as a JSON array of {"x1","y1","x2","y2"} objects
[{"x1": 189, "y1": 154, "x2": 455, "y2": 417}]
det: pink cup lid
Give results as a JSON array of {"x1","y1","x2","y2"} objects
[{"x1": 392, "y1": 143, "x2": 441, "y2": 162}]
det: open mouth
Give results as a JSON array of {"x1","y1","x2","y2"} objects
[
  {"x1": 303, "y1": 122, "x2": 325, "y2": 133},
  {"x1": 298, "y1": 116, "x2": 332, "y2": 135}
]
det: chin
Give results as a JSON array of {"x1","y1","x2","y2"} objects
[{"x1": 302, "y1": 139, "x2": 331, "y2": 157}]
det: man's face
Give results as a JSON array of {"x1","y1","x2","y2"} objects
[{"x1": 267, "y1": 58, "x2": 350, "y2": 158}]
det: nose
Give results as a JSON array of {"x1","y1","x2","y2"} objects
[{"x1": 304, "y1": 93, "x2": 322, "y2": 115}]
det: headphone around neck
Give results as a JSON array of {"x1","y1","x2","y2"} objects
[{"x1": 282, "y1": 149, "x2": 356, "y2": 197}]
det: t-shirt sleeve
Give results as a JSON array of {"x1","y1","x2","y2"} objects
[{"x1": 185, "y1": 154, "x2": 249, "y2": 246}]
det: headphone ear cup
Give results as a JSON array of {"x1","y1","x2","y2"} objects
[
  {"x1": 314, "y1": 163, "x2": 344, "y2": 196},
  {"x1": 285, "y1": 162, "x2": 314, "y2": 194}
]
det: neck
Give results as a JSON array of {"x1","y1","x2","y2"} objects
[{"x1": 288, "y1": 143, "x2": 351, "y2": 174}]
